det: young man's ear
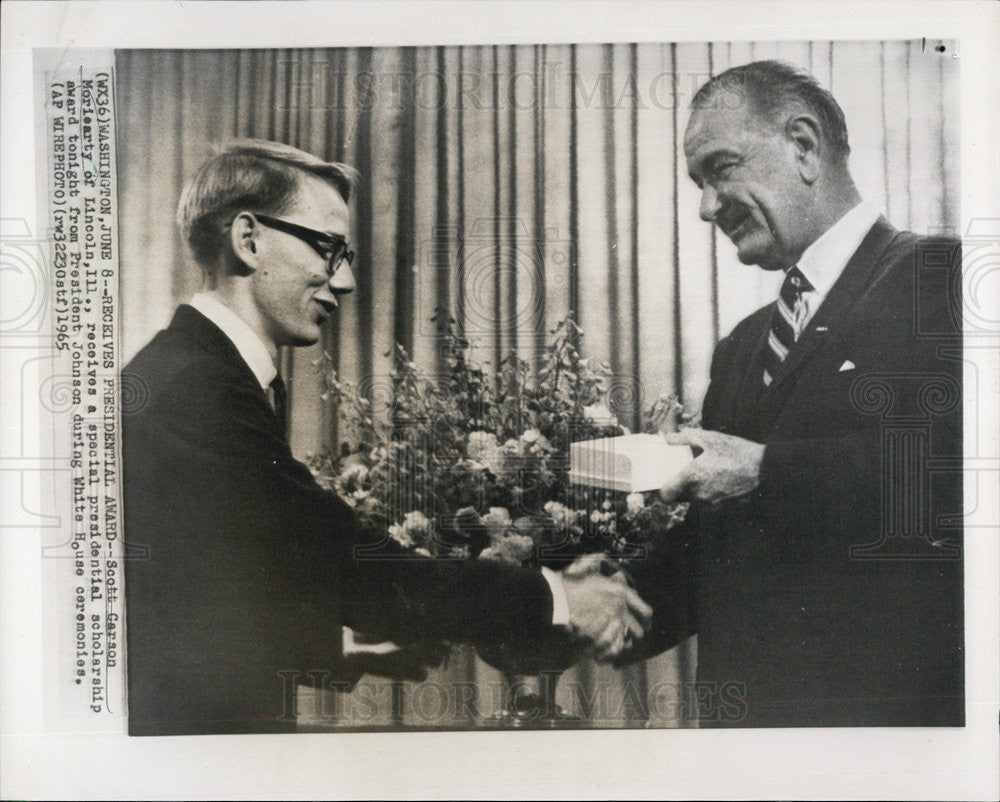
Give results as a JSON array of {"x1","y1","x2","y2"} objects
[{"x1": 229, "y1": 212, "x2": 259, "y2": 274}]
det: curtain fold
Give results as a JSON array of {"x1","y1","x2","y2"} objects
[{"x1": 117, "y1": 41, "x2": 958, "y2": 727}]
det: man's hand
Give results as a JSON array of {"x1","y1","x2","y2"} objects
[
  {"x1": 342, "y1": 641, "x2": 450, "y2": 687},
  {"x1": 561, "y1": 563, "x2": 652, "y2": 662},
  {"x1": 659, "y1": 429, "x2": 764, "y2": 504},
  {"x1": 340, "y1": 627, "x2": 449, "y2": 687}
]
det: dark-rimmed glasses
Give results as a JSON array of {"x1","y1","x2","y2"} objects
[{"x1": 253, "y1": 213, "x2": 354, "y2": 278}]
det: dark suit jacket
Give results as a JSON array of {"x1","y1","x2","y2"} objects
[
  {"x1": 627, "y1": 218, "x2": 964, "y2": 727},
  {"x1": 122, "y1": 305, "x2": 553, "y2": 735}
]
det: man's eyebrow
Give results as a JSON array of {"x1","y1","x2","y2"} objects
[
  {"x1": 706, "y1": 149, "x2": 740, "y2": 167},
  {"x1": 688, "y1": 149, "x2": 740, "y2": 185},
  {"x1": 687, "y1": 153, "x2": 715, "y2": 186}
]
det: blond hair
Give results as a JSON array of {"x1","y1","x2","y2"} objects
[{"x1": 177, "y1": 139, "x2": 359, "y2": 278}]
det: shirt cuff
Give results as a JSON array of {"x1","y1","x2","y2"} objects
[{"x1": 540, "y1": 566, "x2": 570, "y2": 626}]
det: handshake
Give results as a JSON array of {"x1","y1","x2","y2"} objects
[
  {"x1": 559, "y1": 554, "x2": 652, "y2": 662},
  {"x1": 344, "y1": 555, "x2": 652, "y2": 687}
]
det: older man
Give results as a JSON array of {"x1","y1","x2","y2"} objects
[
  {"x1": 122, "y1": 140, "x2": 651, "y2": 735},
  {"x1": 621, "y1": 61, "x2": 963, "y2": 727}
]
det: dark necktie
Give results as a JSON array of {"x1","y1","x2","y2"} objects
[
  {"x1": 762, "y1": 266, "x2": 812, "y2": 386},
  {"x1": 269, "y1": 374, "x2": 288, "y2": 436}
]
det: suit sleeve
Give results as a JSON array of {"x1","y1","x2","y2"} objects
[
  {"x1": 161, "y1": 361, "x2": 554, "y2": 648},
  {"x1": 613, "y1": 336, "x2": 738, "y2": 664},
  {"x1": 615, "y1": 512, "x2": 699, "y2": 663}
]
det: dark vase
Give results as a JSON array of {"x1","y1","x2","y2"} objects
[{"x1": 475, "y1": 630, "x2": 584, "y2": 727}]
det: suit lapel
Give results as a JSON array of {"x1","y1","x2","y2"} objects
[
  {"x1": 169, "y1": 304, "x2": 280, "y2": 428},
  {"x1": 171, "y1": 306, "x2": 256, "y2": 379},
  {"x1": 753, "y1": 217, "x2": 900, "y2": 418},
  {"x1": 731, "y1": 312, "x2": 773, "y2": 433}
]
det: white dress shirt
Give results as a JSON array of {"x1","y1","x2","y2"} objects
[
  {"x1": 186, "y1": 293, "x2": 570, "y2": 625},
  {"x1": 794, "y1": 201, "x2": 881, "y2": 329}
]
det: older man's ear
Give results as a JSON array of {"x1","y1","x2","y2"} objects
[{"x1": 785, "y1": 113, "x2": 822, "y2": 184}]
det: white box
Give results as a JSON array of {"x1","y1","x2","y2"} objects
[{"x1": 569, "y1": 433, "x2": 694, "y2": 493}]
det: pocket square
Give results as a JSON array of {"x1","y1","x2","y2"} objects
[{"x1": 838, "y1": 360, "x2": 856, "y2": 372}]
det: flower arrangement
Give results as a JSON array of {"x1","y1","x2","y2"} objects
[{"x1": 309, "y1": 317, "x2": 689, "y2": 571}]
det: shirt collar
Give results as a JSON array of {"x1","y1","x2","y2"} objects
[
  {"x1": 188, "y1": 292, "x2": 277, "y2": 390},
  {"x1": 796, "y1": 201, "x2": 881, "y2": 297}
]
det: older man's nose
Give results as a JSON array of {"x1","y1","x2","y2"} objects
[
  {"x1": 699, "y1": 185, "x2": 721, "y2": 222},
  {"x1": 330, "y1": 261, "x2": 356, "y2": 295}
]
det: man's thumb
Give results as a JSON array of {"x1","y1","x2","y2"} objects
[
  {"x1": 664, "y1": 429, "x2": 699, "y2": 447},
  {"x1": 659, "y1": 465, "x2": 692, "y2": 503}
]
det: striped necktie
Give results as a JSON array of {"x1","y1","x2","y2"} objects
[
  {"x1": 762, "y1": 266, "x2": 812, "y2": 386},
  {"x1": 269, "y1": 374, "x2": 288, "y2": 436}
]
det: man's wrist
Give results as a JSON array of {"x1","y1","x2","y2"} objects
[{"x1": 540, "y1": 566, "x2": 570, "y2": 626}]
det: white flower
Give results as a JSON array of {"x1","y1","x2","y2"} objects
[
  {"x1": 543, "y1": 500, "x2": 566, "y2": 520},
  {"x1": 504, "y1": 534, "x2": 535, "y2": 562},
  {"x1": 402, "y1": 510, "x2": 430, "y2": 534},
  {"x1": 467, "y1": 431, "x2": 499, "y2": 458},
  {"x1": 485, "y1": 507, "x2": 511, "y2": 525},
  {"x1": 483, "y1": 507, "x2": 512, "y2": 542},
  {"x1": 626, "y1": 493, "x2": 645, "y2": 514},
  {"x1": 479, "y1": 533, "x2": 534, "y2": 565},
  {"x1": 522, "y1": 428, "x2": 552, "y2": 453},
  {"x1": 388, "y1": 523, "x2": 414, "y2": 548},
  {"x1": 545, "y1": 501, "x2": 583, "y2": 531},
  {"x1": 583, "y1": 403, "x2": 618, "y2": 426},
  {"x1": 341, "y1": 463, "x2": 369, "y2": 484},
  {"x1": 467, "y1": 431, "x2": 504, "y2": 474}
]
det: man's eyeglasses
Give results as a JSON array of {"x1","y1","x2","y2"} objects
[{"x1": 253, "y1": 213, "x2": 355, "y2": 278}]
